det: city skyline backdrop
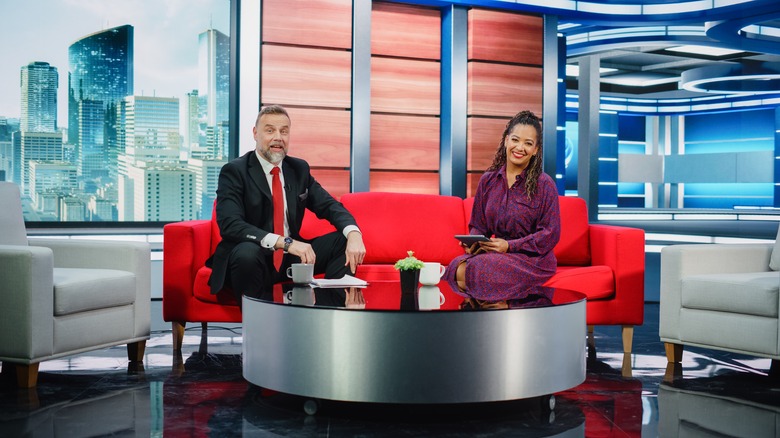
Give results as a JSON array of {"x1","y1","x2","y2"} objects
[{"x1": 0, "y1": 0, "x2": 230, "y2": 128}]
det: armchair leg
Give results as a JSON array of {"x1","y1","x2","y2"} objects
[
  {"x1": 665, "y1": 342, "x2": 683, "y2": 363},
  {"x1": 621, "y1": 325, "x2": 634, "y2": 354},
  {"x1": 127, "y1": 340, "x2": 146, "y2": 362},
  {"x1": 15, "y1": 363, "x2": 39, "y2": 388},
  {"x1": 172, "y1": 321, "x2": 186, "y2": 352}
]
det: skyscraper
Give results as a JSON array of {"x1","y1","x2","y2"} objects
[
  {"x1": 197, "y1": 28, "x2": 229, "y2": 155},
  {"x1": 20, "y1": 62, "x2": 58, "y2": 133},
  {"x1": 68, "y1": 24, "x2": 133, "y2": 191}
]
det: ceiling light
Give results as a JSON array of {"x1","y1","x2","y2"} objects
[
  {"x1": 681, "y1": 62, "x2": 780, "y2": 94},
  {"x1": 666, "y1": 45, "x2": 744, "y2": 57},
  {"x1": 566, "y1": 65, "x2": 618, "y2": 77}
]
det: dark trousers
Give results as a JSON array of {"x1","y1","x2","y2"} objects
[{"x1": 224, "y1": 231, "x2": 350, "y2": 305}]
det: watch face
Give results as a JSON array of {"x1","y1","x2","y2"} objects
[{"x1": 284, "y1": 237, "x2": 293, "y2": 244}]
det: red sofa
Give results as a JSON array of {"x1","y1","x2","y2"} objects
[{"x1": 163, "y1": 192, "x2": 644, "y2": 352}]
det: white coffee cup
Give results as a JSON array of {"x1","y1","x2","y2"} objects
[
  {"x1": 285, "y1": 286, "x2": 316, "y2": 306},
  {"x1": 419, "y1": 262, "x2": 446, "y2": 286},
  {"x1": 286, "y1": 263, "x2": 314, "y2": 284},
  {"x1": 418, "y1": 285, "x2": 445, "y2": 310}
]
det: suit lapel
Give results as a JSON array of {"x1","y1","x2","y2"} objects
[{"x1": 247, "y1": 152, "x2": 272, "y2": 201}]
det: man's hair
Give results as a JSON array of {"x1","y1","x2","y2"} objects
[{"x1": 255, "y1": 105, "x2": 290, "y2": 126}]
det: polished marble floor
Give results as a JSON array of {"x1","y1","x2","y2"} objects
[{"x1": 1, "y1": 301, "x2": 778, "y2": 437}]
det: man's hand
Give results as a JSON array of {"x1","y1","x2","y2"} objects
[
  {"x1": 279, "y1": 237, "x2": 316, "y2": 264},
  {"x1": 345, "y1": 230, "x2": 366, "y2": 274}
]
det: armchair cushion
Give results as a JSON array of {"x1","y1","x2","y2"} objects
[
  {"x1": 53, "y1": 268, "x2": 136, "y2": 316},
  {"x1": 681, "y1": 272, "x2": 778, "y2": 318}
]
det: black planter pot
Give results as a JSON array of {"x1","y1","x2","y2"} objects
[{"x1": 399, "y1": 269, "x2": 420, "y2": 296}]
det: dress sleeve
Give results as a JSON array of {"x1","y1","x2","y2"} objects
[
  {"x1": 506, "y1": 176, "x2": 561, "y2": 255},
  {"x1": 468, "y1": 173, "x2": 490, "y2": 236}
]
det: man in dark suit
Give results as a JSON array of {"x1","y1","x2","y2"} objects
[{"x1": 207, "y1": 105, "x2": 366, "y2": 304}]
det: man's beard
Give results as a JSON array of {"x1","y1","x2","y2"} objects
[{"x1": 261, "y1": 147, "x2": 286, "y2": 164}]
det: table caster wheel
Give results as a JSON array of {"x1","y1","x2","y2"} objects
[{"x1": 303, "y1": 398, "x2": 320, "y2": 415}]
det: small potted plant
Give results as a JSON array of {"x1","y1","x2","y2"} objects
[{"x1": 394, "y1": 250, "x2": 424, "y2": 295}]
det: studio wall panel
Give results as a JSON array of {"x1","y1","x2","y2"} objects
[
  {"x1": 370, "y1": 57, "x2": 440, "y2": 115},
  {"x1": 372, "y1": 2, "x2": 440, "y2": 59},
  {"x1": 369, "y1": 171, "x2": 440, "y2": 194},
  {"x1": 467, "y1": 117, "x2": 505, "y2": 171},
  {"x1": 370, "y1": 114, "x2": 439, "y2": 170},
  {"x1": 262, "y1": 0, "x2": 352, "y2": 49},
  {"x1": 311, "y1": 169, "x2": 351, "y2": 198},
  {"x1": 467, "y1": 173, "x2": 483, "y2": 198},
  {"x1": 468, "y1": 9, "x2": 543, "y2": 66},
  {"x1": 286, "y1": 108, "x2": 351, "y2": 168},
  {"x1": 468, "y1": 62, "x2": 543, "y2": 117},
  {"x1": 261, "y1": 44, "x2": 352, "y2": 109}
]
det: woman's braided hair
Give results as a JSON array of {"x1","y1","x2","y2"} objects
[{"x1": 487, "y1": 110, "x2": 543, "y2": 198}]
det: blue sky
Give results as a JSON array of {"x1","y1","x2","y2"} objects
[{"x1": 0, "y1": 0, "x2": 230, "y2": 127}]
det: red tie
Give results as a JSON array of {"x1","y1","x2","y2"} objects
[{"x1": 271, "y1": 166, "x2": 284, "y2": 270}]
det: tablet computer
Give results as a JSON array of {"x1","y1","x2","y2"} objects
[{"x1": 454, "y1": 234, "x2": 490, "y2": 245}]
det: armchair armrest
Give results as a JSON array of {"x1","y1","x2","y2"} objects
[
  {"x1": 162, "y1": 220, "x2": 213, "y2": 319},
  {"x1": 30, "y1": 238, "x2": 152, "y2": 339},
  {"x1": 0, "y1": 245, "x2": 55, "y2": 361},
  {"x1": 659, "y1": 243, "x2": 773, "y2": 341},
  {"x1": 589, "y1": 224, "x2": 646, "y2": 324}
]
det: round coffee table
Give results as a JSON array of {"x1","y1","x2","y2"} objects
[{"x1": 243, "y1": 281, "x2": 586, "y2": 407}]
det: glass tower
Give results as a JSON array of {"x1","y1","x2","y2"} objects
[
  {"x1": 197, "y1": 28, "x2": 229, "y2": 155},
  {"x1": 20, "y1": 62, "x2": 58, "y2": 133},
  {"x1": 68, "y1": 24, "x2": 133, "y2": 192}
]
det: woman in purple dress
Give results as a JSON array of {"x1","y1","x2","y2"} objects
[{"x1": 445, "y1": 110, "x2": 561, "y2": 303}]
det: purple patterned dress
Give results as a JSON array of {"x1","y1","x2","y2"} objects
[{"x1": 445, "y1": 166, "x2": 561, "y2": 302}]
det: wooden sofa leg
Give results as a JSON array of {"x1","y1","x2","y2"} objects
[
  {"x1": 127, "y1": 340, "x2": 146, "y2": 362},
  {"x1": 172, "y1": 321, "x2": 186, "y2": 352},
  {"x1": 622, "y1": 325, "x2": 634, "y2": 354},
  {"x1": 15, "y1": 363, "x2": 39, "y2": 388},
  {"x1": 665, "y1": 342, "x2": 683, "y2": 363}
]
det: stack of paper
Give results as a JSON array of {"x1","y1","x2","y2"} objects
[{"x1": 310, "y1": 275, "x2": 368, "y2": 288}]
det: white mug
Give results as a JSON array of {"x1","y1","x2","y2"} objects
[
  {"x1": 419, "y1": 262, "x2": 446, "y2": 286},
  {"x1": 285, "y1": 286, "x2": 316, "y2": 306},
  {"x1": 286, "y1": 263, "x2": 314, "y2": 284},
  {"x1": 418, "y1": 285, "x2": 445, "y2": 310}
]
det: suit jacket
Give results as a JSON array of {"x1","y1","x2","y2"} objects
[{"x1": 207, "y1": 151, "x2": 357, "y2": 294}]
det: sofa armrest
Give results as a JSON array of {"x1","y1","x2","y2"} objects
[
  {"x1": 659, "y1": 243, "x2": 773, "y2": 341},
  {"x1": 0, "y1": 245, "x2": 55, "y2": 361},
  {"x1": 589, "y1": 224, "x2": 646, "y2": 323},
  {"x1": 30, "y1": 238, "x2": 152, "y2": 339},
  {"x1": 162, "y1": 220, "x2": 213, "y2": 315}
]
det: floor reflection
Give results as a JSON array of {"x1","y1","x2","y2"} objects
[{"x1": 1, "y1": 302, "x2": 778, "y2": 437}]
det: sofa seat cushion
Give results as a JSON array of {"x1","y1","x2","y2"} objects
[
  {"x1": 682, "y1": 272, "x2": 779, "y2": 318},
  {"x1": 356, "y1": 264, "x2": 404, "y2": 282},
  {"x1": 53, "y1": 268, "x2": 135, "y2": 316},
  {"x1": 544, "y1": 266, "x2": 614, "y2": 300}
]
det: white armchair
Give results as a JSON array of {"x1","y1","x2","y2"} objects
[
  {"x1": 659, "y1": 237, "x2": 780, "y2": 375},
  {"x1": 0, "y1": 182, "x2": 151, "y2": 387}
]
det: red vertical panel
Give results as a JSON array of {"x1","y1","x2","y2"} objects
[
  {"x1": 468, "y1": 62, "x2": 543, "y2": 118},
  {"x1": 262, "y1": 0, "x2": 352, "y2": 49},
  {"x1": 468, "y1": 9, "x2": 543, "y2": 65},
  {"x1": 311, "y1": 169, "x2": 351, "y2": 198},
  {"x1": 370, "y1": 57, "x2": 440, "y2": 115},
  {"x1": 262, "y1": 45, "x2": 352, "y2": 109},
  {"x1": 370, "y1": 114, "x2": 439, "y2": 170},
  {"x1": 468, "y1": 117, "x2": 507, "y2": 172},
  {"x1": 286, "y1": 108, "x2": 351, "y2": 168},
  {"x1": 369, "y1": 172, "x2": 440, "y2": 194},
  {"x1": 372, "y1": 2, "x2": 441, "y2": 59}
]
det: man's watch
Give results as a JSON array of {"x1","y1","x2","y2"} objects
[{"x1": 283, "y1": 237, "x2": 293, "y2": 253}]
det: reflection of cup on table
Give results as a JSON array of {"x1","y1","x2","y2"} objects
[
  {"x1": 418, "y1": 285, "x2": 445, "y2": 310},
  {"x1": 285, "y1": 286, "x2": 316, "y2": 306},
  {"x1": 419, "y1": 262, "x2": 446, "y2": 286},
  {"x1": 286, "y1": 263, "x2": 314, "y2": 284}
]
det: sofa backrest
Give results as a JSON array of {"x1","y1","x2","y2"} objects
[
  {"x1": 464, "y1": 195, "x2": 591, "y2": 266},
  {"x1": 340, "y1": 192, "x2": 467, "y2": 265}
]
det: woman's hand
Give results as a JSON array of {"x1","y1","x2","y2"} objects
[{"x1": 477, "y1": 238, "x2": 509, "y2": 253}]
